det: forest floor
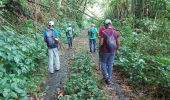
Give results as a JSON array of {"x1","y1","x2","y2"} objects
[{"x1": 40, "y1": 29, "x2": 137, "y2": 100}]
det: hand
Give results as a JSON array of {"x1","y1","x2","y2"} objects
[
  {"x1": 55, "y1": 38, "x2": 59, "y2": 41},
  {"x1": 116, "y1": 50, "x2": 119, "y2": 56}
]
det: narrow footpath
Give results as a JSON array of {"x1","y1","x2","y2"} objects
[{"x1": 42, "y1": 28, "x2": 127, "y2": 100}]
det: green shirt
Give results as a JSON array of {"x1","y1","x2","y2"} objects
[{"x1": 88, "y1": 27, "x2": 97, "y2": 39}]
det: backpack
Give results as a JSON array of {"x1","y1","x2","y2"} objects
[
  {"x1": 89, "y1": 28, "x2": 95, "y2": 38},
  {"x1": 46, "y1": 29, "x2": 56, "y2": 48},
  {"x1": 103, "y1": 29, "x2": 117, "y2": 51},
  {"x1": 67, "y1": 27, "x2": 73, "y2": 37}
]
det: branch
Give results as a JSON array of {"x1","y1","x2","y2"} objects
[
  {"x1": 27, "y1": 0, "x2": 49, "y2": 8},
  {"x1": 63, "y1": 1, "x2": 100, "y2": 21},
  {"x1": 0, "y1": 6, "x2": 7, "y2": 10}
]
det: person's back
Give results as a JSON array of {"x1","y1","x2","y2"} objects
[
  {"x1": 66, "y1": 26, "x2": 73, "y2": 38},
  {"x1": 44, "y1": 28, "x2": 58, "y2": 48},
  {"x1": 88, "y1": 27, "x2": 97, "y2": 40},
  {"x1": 88, "y1": 24, "x2": 97, "y2": 53},
  {"x1": 66, "y1": 24, "x2": 74, "y2": 49},
  {"x1": 100, "y1": 28, "x2": 118, "y2": 53},
  {"x1": 99, "y1": 26, "x2": 105, "y2": 37},
  {"x1": 99, "y1": 19, "x2": 120, "y2": 85}
]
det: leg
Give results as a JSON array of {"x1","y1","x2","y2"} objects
[
  {"x1": 53, "y1": 48, "x2": 60, "y2": 70},
  {"x1": 67, "y1": 37, "x2": 71, "y2": 48},
  {"x1": 89, "y1": 39, "x2": 92, "y2": 52},
  {"x1": 99, "y1": 51, "x2": 101, "y2": 70},
  {"x1": 107, "y1": 53, "x2": 115, "y2": 80},
  {"x1": 70, "y1": 37, "x2": 73, "y2": 48},
  {"x1": 100, "y1": 53, "x2": 109, "y2": 79},
  {"x1": 93, "y1": 39, "x2": 96, "y2": 52},
  {"x1": 67, "y1": 37, "x2": 69, "y2": 48},
  {"x1": 48, "y1": 49, "x2": 54, "y2": 73}
]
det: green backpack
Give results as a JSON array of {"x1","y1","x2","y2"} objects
[{"x1": 89, "y1": 28, "x2": 95, "y2": 38}]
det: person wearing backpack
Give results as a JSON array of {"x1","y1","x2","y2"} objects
[
  {"x1": 99, "y1": 19, "x2": 120, "y2": 85},
  {"x1": 88, "y1": 24, "x2": 98, "y2": 53},
  {"x1": 98, "y1": 21, "x2": 107, "y2": 69},
  {"x1": 43, "y1": 21, "x2": 62, "y2": 74},
  {"x1": 66, "y1": 23, "x2": 74, "y2": 49}
]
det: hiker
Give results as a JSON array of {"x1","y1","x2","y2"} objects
[
  {"x1": 88, "y1": 24, "x2": 98, "y2": 53},
  {"x1": 66, "y1": 23, "x2": 74, "y2": 49},
  {"x1": 98, "y1": 21, "x2": 108, "y2": 70},
  {"x1": 43, "y1": 21, "x2": 62, "y2": 73},
  {"x1": 99, "y1": 19, "x2": 120, "y2": 84}
]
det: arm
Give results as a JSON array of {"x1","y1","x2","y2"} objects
[
  {"x1": 88, "y1": 30, "x2": 90, "y2": 36},
  {"x1": 58, "y1": 38, "x2": 64, "y2": 49},
  {"x1": 99, "y1": 37, "x2": 104, "y2": 46},
  {"x1": 66, "y1": 28, "x2": 68, "y2": 37},
  {"x1": 116, "y1": 38, "x2": 120, "y2": 51},
  {"x1": 97, "y1": 31, "x2": 100, "y2": 39},
  {"x1": 99, "y1": 31, "x2": 105, "y2": 46},
  {"x1": 72, "y1": 28, "x2": 75, "y2": 39},
  {"x1": 95, "y1": 28, "x2": 99, "y2": 39},
  {"x1": 98, "y1": 27, "x2": 103, "y2": 39},
  {"x1": 43, "y1": 30, "x2": 47, "y2": 42},
  {"x1": 66, "y1": 31, "x2": 68, "y2": 37},
  {"x1": 54, "y1": 29, "x2": 62, "y2": 48},
  {"x1": 54, "y1": 29, "x2": 59, "y2": 37},
  {"x1": 88, "y1": 28, "x2": 91, "y2": 36},
  {"x1": 115, "y1": 30, "x2": 120, "y2": 54}
]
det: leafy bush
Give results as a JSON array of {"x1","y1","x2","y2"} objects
[
  {"x1": 113, "y1": 18, "x2": 170, "y2": 89},
  {"x1": 0, "y1": 26, "x2": 47, "y2": 99},
  {"x1": 118, "y1": 48, "x2": 169, "y2": 87},
  {"x1": 55, "y1": 18, "x2": 81, "y2": 44},
  {"x1": 0, "y1": 26, "x2": 46, "y2": 75},
  {"x1": 60, "y1": 52, "x2": 107, "y2": 100}
]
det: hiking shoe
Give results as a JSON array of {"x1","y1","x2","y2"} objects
[
  {"x1": 49, "y1": 71, "x2": 54, "y2": 74},
  {"x1": 90, "y1": 50, "x2": 92, "y2": 53},
  {"x1": 105, "y1": 79, "x2": 111, "y2": 85},
  {"x1": 55, "y1": 69, "x2": 60, "y2": 71},
  {"x1": 55, "y1": 68, "x2": 60, "y2": 71}
]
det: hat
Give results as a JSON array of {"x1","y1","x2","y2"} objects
[
  {"x1": 91, "y1": 24, "x2": 95, "y2": 27},
  {"x1": 104, "y1": 19, "x2": 112, "y2": 25},
  {"x1": 68, "y1": 23, "x2": 72, "y2": 26},
  {"x1": 49, "y1": 21, "x2": 54, "y2": 26}
]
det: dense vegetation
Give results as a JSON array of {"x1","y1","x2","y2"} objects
[
  {"x1": 60, "y1": 52, "x2": 107, "y2": 99},
  {"x1": 0, "y1": 25, "x2": 47, "y2": 99},
  {"x1": 0, "y1": 0, "x2": 170, "y2": 99},
  {"x1": 0, "y1": 0, "x2": 93, "y2": 99},
  {"x1": 102, "y1": 0, "x2": 170, "y2": 98}
]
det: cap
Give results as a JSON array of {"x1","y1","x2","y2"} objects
[
  {"x1": 91, "y1": 24, "x2": 95, "y2": 27},
  {"x1": 49, "y1": 21, "x2": 54, "y2": 26},
  {"x1": 68, "y1": 23, "x2": 72, "y2": 26},
  {"x1": 104, "y1": 19, "x2": 112, "y2": 25}
]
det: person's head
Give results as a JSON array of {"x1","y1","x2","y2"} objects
[
  {"x1": 48, "y1": 21, "x2": 54, "y2": 29},
  {"x1": 104, "y1": 19, "x2": 112, "y2": 28},
  {"x1": 68, "y1": 23, "x2": 72, "y2": 27},
  {"x1": 91, "y1": 24, "x2": 95, "y2": 27}
]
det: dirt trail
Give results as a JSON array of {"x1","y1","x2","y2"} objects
[
  {"x1": 42, "y1": 28, "x2": 127, "y2": 100},
  {"x1": 42, "y1": 46, "x2": 73, "y2": 100}
]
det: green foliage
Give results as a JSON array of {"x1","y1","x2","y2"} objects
[
  {"x1": 112, "y1": 18, "x2": 170, "y2": 89},
  {"x1": 60, "y1": 52, "x2": 107, "y2": 100},
  {"x1": 0, "y1": 26, "x2": 47, "y2": 99},
  {"x1": 118, "y1": 49, "x2": 169, "y2": 87},
  {"x1": 19, "y1": 20, "x2": 34, "y2": 34},
  {"x1": 57, "y1": 18, "x2": 81, "y2": 44},
  {"x1": 0, "y1": 27, "x2": 46, "y2": 75}
]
